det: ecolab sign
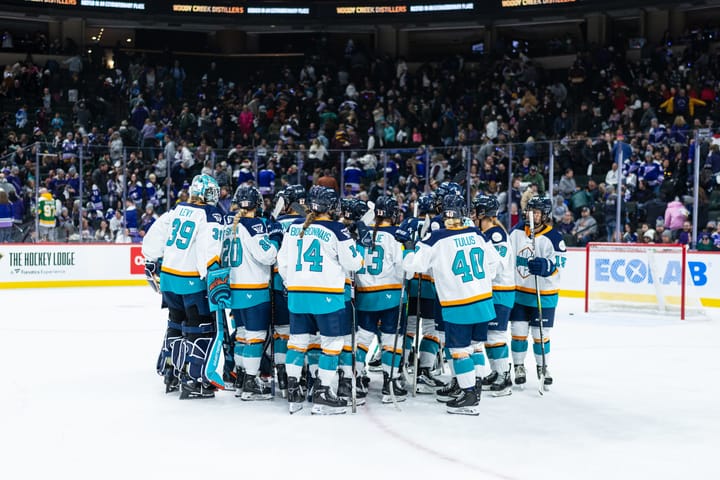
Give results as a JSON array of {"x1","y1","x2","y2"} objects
[{"x1": 594, "y1": 258, "x2": 708, "y2": 286}]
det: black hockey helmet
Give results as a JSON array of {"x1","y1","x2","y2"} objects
[
  {"x1": 278, "y1": 184, "x2": 307, "y2": 206},
  {"x1": 442, "y1": 194, "x2": 467, "y2": 219},
  {"x1": 473, "y1": 194, "x2": 499, "y2": 218},
  {"x1": 340, "y1": 198, "x2": 369, "y2": 222},
  {"x1": 374, "y1": 195, "x2": 400, "y2": 222},
  {"x1": 417, "y1": 193, "x2": 436, "y2": 216},
  {"x1": 307, "y1": 185, "x2": 338, "y2": 214},
  {"x1": 526, "y1": 195, "x2": 552, "y2": 222},
  {"x1": 233, "y1": 185, "x2": 262, "y2": 210}
]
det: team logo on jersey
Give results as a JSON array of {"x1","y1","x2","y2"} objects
[
  {"x1": 516, "y1": 246, "x2": 534, "y2": 279},
  {"x1": 212, "y1": 213, "x2": 223, "y2": 223},
  {"x1": 246, "y1": 293, "x2": 253, "y2": 299},
  {"x1": 252, "y1": 224, "x2": 265, "y2": 234},
  {"x1": 325, "y1": 297, "x2": 332, "y2": 303}
]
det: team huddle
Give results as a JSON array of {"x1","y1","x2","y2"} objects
[{"x1": 142, "y1": 174, "x2": 566, "y2": 416}]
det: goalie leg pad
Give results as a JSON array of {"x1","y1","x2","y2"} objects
[{"x1": 157, "y1": 309, "x2": 184, "y2": 376}]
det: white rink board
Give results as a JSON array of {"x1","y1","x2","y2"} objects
[{"x1": 1, "y1": 244, "x2": 719, "y2": 307}]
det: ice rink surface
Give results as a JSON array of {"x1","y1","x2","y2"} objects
[{"x1": 1, "y1": 287, "x2": 718, "y2": 480}]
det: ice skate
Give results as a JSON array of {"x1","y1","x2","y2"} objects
[
  {"x1": 232, "y1": 367, "x2": 246, "y2": 392},
  {"x1": 490, "y1": 369, "x2": 513, "y2": 397},
  {"x1": 311, "y1": 379, "x2": 347, "y2": 415},
  {"x1": 179, "y1": 374, "x2": 216, "y2": 400},
  {"x1": 416, "y1": 367, "x2": 447, "y2": 394},
  {"x1": 537, "y1": 365, "x2": 552, "y2": 391},
  {"x1": 481, "y1": 371, "x2": 498, "y2": 391},
  {"x1": 381, "y1": 372, "x2": 407, "y2": 404},
  {"x1": 287, "y1": 377, "x2": 304, "y2": 414},
  {"x1": 239, "y1": 374, "x2": 273, "y2": 401},
  {"x1": 337, "y1": 371, "x2": 366, "y2": 406},
  {"x1": 276, "y1": 364, "x2": 288, "y2": 399},
  {"x1": 514, "y1": 364, "x2": 527, "y2": 389},
  {"x1": 446, "y1": 388, "x2": 480, "y2": 416},
  {"x1": 368, "y1": 348, "x2": 383, "y2": 372},
  {"x1": 436, "y1": 377, "x2": 461, "y2": 403},
  {"x1": 164, "y1": 370, "x2": 179, "y2": 394}
]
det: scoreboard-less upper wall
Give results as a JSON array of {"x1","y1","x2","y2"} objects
[{"x1": 5, "y1": 0, "x2": 704, "y2": 24}]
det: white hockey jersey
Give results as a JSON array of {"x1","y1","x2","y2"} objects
[
  {"x1": 142, "y1": 202, "x2": 224, "y2": 295},
  {"x1": 272, "y1": 214, "x2": 304, "y2": 292},
  {"x1": 224, "y1": 216, "x2": 277, "y2": 309},
  {"x1": 277, "y1": 219, "x2": 363, "y2": 315},
  {"x1": 403, "y1": 226, "x2": 500, "y2": 325},
  {"x1": 482, "y1": 225, "x2": 516, "y2": 308},
  {"x1": 355, "y1": 226, "x2": 405, "y2": 312},
  {"x1": 508, "y1": 223, "x2": 567, "y2": 308}
]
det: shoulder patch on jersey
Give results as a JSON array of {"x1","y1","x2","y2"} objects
[
  {"x1": 491, "y1": 231, "x2": 503, "y2": 243},
  {"x1": 559, "y1": 240, "x2": 567, "y2": 251}
]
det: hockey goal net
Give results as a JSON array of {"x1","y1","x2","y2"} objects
[{"x1": 584, "y1": 243, "x2": 704, "y2": 320}]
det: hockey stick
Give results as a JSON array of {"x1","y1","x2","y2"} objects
[
  {"x1": 411, "y1": 212, "x2": 431, "y2": 396},
  {"x1": 387, "y1": 279, "x2": 406, "y2": 411},
  {"x1": 528, "y1": 210, "x2": 547, "y2": 396},
  {"x1": 270, "y1": 196, "x2": 285, "y2": 221},
  {"x1": 288, "y1": 202, "x2": 308, "y2": 218},
  {"x1": 350, "y1": 294, "x2": 358, "y2": 413}
]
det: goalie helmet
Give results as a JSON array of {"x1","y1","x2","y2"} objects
[
  {"x1": 233, "y1": 185, "x2": 262, "y2": 210},
  {"x1": 189, "y1": 174, "x2": 220, "y2": 206},
  {"x1": 472, "y1": 194, "x2": 499, "y2": 218},
  {"x1": 442, "y1": 194, "x2": 467, "y2": 219},
  {"x1": 374, "y1": 195, "x2": 400, "y2": 222},
  {"x1": 307, "y1": 185, "x2": 338, "y2": 214}
]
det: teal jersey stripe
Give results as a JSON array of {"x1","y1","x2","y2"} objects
[
  {"x1": 344, "y1": 283, "x2": 352, "y2": 302},
  {"x1": 288, "y1": 292, "x2": 345, "y2": 315},
  {"x1": 159, "y1": 272, "x2": 204, "y2": 294},
  {"x1": 272, "y1": 272, "x2": 284, "y2": 291},
  {"x1": 356, "y1": 289, "x2": 402, "y2": 311},
  {"x1": 515, "y1": 291, "x2": 559, "y2": 308},
  {"x1": 230, "y1": 288, "x2": 270, "y2": 309},
  {"x1": 492, "y1": 290, "x2": 515, "y2": 308},
  {"x1": 442, "y1": 298, "x2": 495, "y2": 325}
]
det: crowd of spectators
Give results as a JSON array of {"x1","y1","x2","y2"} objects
[{"x1": 1, "y1": 26, "x2": 720, "y2": 249}]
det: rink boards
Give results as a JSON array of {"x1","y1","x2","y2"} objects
[{"x1": 1, "y1": 243, "x2": 718, "y2": 307}]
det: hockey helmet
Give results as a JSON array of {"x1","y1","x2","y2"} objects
[
  {"x1": 473, "y1": 194, "x2": 499, "y2": 218},
  {"x1": 189, "y1": 174, "x2": 220, "y2": 206},
  {"x1": 417, "y1": 193, "x2": 436, "y2": 216},
  {"x1": 307, "y1": 185, "x2": 338, "y2": 214},
  {"x1": 374, "y1": 195, "x2": 400, "y2": 222},
  {"x1": 340, "y1": 198, "x2": 369, "y2": 222},
  {"x1": 442, "y1": 194, "x2": 467, "y2": 219},
  {"x1": 278, "y1": 184, "x2": 307, "y2": 206},
  {"x1": 525, "y1": 195, "x2": 552, "y2": 222},
  {"x1": 233, "y1": 185, "x2": 262, "y2": 210}
]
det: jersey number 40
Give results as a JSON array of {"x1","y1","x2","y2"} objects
[{"x1": 452, "y1": 247, "x2": 485, "y2": 283}]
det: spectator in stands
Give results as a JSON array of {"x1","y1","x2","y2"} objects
[
  {"x1": 697, "y1": 232, "x2": 715, "y2": 250},
  {"x1": 572, "y1": 206, "x2": 597, "y2": 246},
  {"x1": 642, "y1": 229, "x2": 657, "y2": 244},
  {"x1": 0, "y1": 189, "x2": 12, "y2": 242},
  {"x1": 558, "y1": 168, "x2": 576, "y2": 199},
  {"x1": 664, "y1": 197, "x2": 689, "y2": 234},
  {"x1": 622, "y1": 223, "x2": 638, "y2": 243}
]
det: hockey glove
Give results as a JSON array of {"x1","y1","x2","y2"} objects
[
  {"x1": 145, "y1": 258, "x2": 160, "y2": 293},
  {"x1": 394, "y1": 218, "x2": 420, "y2": 244},
  {"x1": 267, "y1": 221, "x2": 284, "y2": 249},
  {"x1": 528, "y1": 257, "x2": 555, "y2": 277},
  {"x1": 356, "y1": 221, "x2": 373, "y2": 248},
  {"x1": 207, "y1": 267, "x2": 231, "y2": 311}
]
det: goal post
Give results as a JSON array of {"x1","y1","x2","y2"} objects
[{"x1": 584, "y1": 242, "x2": 703, "y2": 320}]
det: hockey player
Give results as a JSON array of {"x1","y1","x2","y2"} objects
[
  {"x1": 473, "y1": 194, "x2": 515, "y2": 396},
  {"x1": 354, "y1": 196, "x2": 408, "y2": 403},
  {"x1": 142, "y1": 174, "x2": 225, "y2": 399},
  {"x1": 277, "y1": 186, "x2": 363, "y2": 414},
  {"x1": 270, "y1": 184, "x2": 308, "y2": 398},
  {"x1": 508, "y1": 196, "x2": 566, "y2": 390},
  {"x1": 404, "y1": 193, "x2": 446, "y2": 394},
  {"x1": 226, "y1": 185, "x2": 280, "y2": 400},
  {"x1": 401, "y1": 194, "x2": 500, "y2": 415},
  {"x1": 336, "y1": 198, "x2": 370, "y2": 405}
]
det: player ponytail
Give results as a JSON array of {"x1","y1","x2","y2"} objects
[
  {"x1": 491, "y1": 216, "x2": 509, "y2": 235},
  {"x1": 232, "y1": 208, "x2": 251, "y2": 235},
  {"x1": 370, "y1": 220, "x2": 380, "y2": 252},
  {"x1": 300, "y1": 211, "x2": 316, "y2": 238}
]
